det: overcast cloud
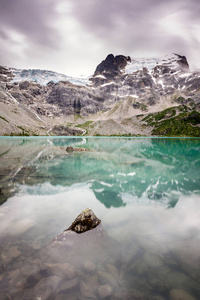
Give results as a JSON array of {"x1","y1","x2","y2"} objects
[{"x1": 0, "y1": 0, "x2": 199, "y2": 76}]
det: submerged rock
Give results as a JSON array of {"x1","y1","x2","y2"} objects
[
  {"x1": 83, "y1": 261, "x2": 96, "y2": 273},
  {"x1": 170, "y1": 288, "x2": 196, "y2": 300},
  {"x1": 97, "y1": 270, "x2": 118, "y2": 288},
  {"x1": 98, "y1": 284, "x2": 113, "y2": 299},
  {"x1": 80, "y1": 279, "x2": 97, "y2": 298},
  {"x1": 143, "y1": 253, "x2": 163, "y2": 268},
  {"x1": 66, "y1": 208, "x2": 101, "y2": 234},
  {"x1": 1, "y1": 246, "x2": 21, "y2": 268},
  {"x1": 34, "y1": 275, "x2": 61, "y2": 300},
  {"x1": 44, "y1": 262, "x2": 76, "y2": 279},
  {"x1": 58, "y1": 277, "x2": 79, "y2": 293}
]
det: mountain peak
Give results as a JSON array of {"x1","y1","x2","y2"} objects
[
  {"x1": 91, "y1": 54, "x2": 131, "y2": 84},
  {"x1": 174, "y1": 53, "x2": 189, "y2": 69}
]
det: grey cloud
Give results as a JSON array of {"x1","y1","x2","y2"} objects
[
  {"x1": 69, "y1": 0, "x2": 200, "y2": 59},
  {"x1": 0, "y1": 0, "x2": 60, "y2": 47},
  {"x1": 0, "y1": 0, "x2": 200, "y2": 74}
]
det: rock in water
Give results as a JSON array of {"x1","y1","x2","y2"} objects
[
  {"x1": 66, "y1": 208, "x2": 101, "y2": 233},
  {"x1": 65, "y1": 146, "x2": 91, "y2": 152},
  {"x1": 40, "y1": 208, "x2": 109, "y2": 266}
]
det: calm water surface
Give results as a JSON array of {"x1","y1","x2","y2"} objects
[{"x1": 0, "y1": 137, "x2": 200, "y2": 300}]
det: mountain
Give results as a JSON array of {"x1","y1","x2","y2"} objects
[{"x1": 0, "y1": 53, "x2": 200, "y2": 136}]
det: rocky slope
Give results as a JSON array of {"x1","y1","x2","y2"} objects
[{"x1": 0, "y1": 53, "x2": 200, "y2": 136}]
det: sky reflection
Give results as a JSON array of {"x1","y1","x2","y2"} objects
[{"x1": 0, "y1": 138, "x2": 200, "y2": 299}]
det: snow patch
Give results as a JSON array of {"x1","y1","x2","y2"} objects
[
  {"x1": 179, "y1": 73, "x2": 191, "y2": 78},
  {"x1": 101, "y1": 81, "x2": 115, "y2": 87},
  {"x1": 99, "y1": 181, "x2": 114, "y2": 187},
  {"x1": 125, "y1": 57, "x2": 159, "y2": 74},
  {"x1": 94, "y1": 74, "x2": 106, "y2": 79},
  {"x1": 11, "y1": 68, "x2": 90, "y2": 86},
  {"x1": 119, "y1": 94, "x2": 138, "y2": 98},
  {"x1": 158, "y1": 80, "x2": 165, "y2": 89}
]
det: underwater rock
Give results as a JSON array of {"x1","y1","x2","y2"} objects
[
  {"x1": 21, "y1": 262, "x2": 40, "y2": 277},
  {"x1": 66, "y1": 208, "x2": 101, "y2": 234},
  {"x1": 34, "y1": 275, "x2": 61, "y2": 300},
  {"x1": 143, "y1": 253, "x2": 163, "y2": 268},
  {"x1": 149, "y1": 296, "x2": 165, "y2": 300},
  {"x1": 80, "y1": 273, "x2": 99, "y2": 298},
  {"x1": 18, "y1": 240, "x2": 36, "y2": 258},
  {"x1": 97, "y1": 270, "x2": 118, "y2": 288},
  {"x1": 105, "y1": 264, "x2": 119, "y2": 281},
  {"x1": 44, "y1": 262, "x2": 76, "y2": 279},
  {"x1": 166, "y1": 270, "x2": 200, "y2": 296},
  {"x1": 147, "y1": 273, "x2": 169, "y2": 294},
  {"x1": 134, "y1": 260, "x2": 148, "y2": 276},
  {"x1": 58, "y1": 277, "x2": 78, "y2": 292},
  {"x1": 98, "y1": 284, "x2": 113, "y2": 299},
  {"x1": 6, "y1": 269, "x2": 22, "y2": 290},
  {"x1": 54, "y1": 295, "x2": 78, "y2": 300},
  {"x1": 1, "y1": 246, "x2": 21, "y2": 268},
  {"x1": 83, "y1": 260, "x2": 96, "y2": 273},
  {"x1": 122, "y1": 240, "x2": 140, "y2": 265},
  {"x1": 113, "y1": 288, "x2": 146, "y2": 300},
  {"x1": 170, "y1": 288, "x2": 196, "y2": 300},
  {"x1": 80, "y1": 279, "x2": 97, "y2": 298}
]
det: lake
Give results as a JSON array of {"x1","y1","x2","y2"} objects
[{"x1": 0, "y1": 137, "x2": 200, "y2": 300}]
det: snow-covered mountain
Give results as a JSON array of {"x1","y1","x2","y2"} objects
[
  {"x1": 125, "y1": 54, "x2": 188, "y2": 73},
  {"x1": 10, "y1": 68, "x2": 89, "y2": 86},
  {"x1": 0, "y1": 53, "x2": 200, "y2": 136},
  {"x1": 90, "y1": 53, "x2": 200, "y2": 108}
]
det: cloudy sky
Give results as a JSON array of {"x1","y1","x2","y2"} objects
[{"x1": 0, "y1": 0, "x2": 200, "y2": 76}]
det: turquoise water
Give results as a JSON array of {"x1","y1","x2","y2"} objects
[{"x1": 0, "y1": 137, "x2": 200, "y2": 299}]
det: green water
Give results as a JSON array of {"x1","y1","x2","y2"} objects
[{"x1": 0, "y1": 137, "x2": 200, "y2": 300}]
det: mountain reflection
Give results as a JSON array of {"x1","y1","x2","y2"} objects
[{"x1": 0, "y1": 137, "x2": 200, "y2": 208}]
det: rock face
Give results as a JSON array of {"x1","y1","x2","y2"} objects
[
  {"x1": 91, "y1": 53, "x2": 131, "y2": 85},
  {"x1": 66, "y1": 208, "x2": 101, "y2": 233},
  {"x1": 52, "y1": 125, "x2": 83, "y2": 136},
  {"x1": 174, "y1": 53, "x2": 190, "y2": 69}
]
